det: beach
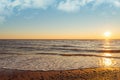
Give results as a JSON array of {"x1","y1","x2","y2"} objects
[
  {"x1": 0, "y1": 54, "x2": 120, "y2": 80},
  {"x1": 0, "y1": 67, "x2": 120, "y2": 80},
  {"x1": 0, "y1": 53, "x2": 120, "y2": 80}
]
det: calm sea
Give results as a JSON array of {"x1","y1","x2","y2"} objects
[{"x1": 0, "y1": 39, "x2": 120, "y2": 55}]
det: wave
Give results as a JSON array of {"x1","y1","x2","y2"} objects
[
  {"x1": 1, "y1": 52, "x2": 120, "y2": 59},
  {"x1": 51, "y1": 44, "x2": 76, "y2": 47},
  {"x1": 71, "y1": 49, "x2": 120, "y2": 53},
  {"x1": 50, "y1": 47, "x2": 120, "y2": 53},
  {"x1": 35, "y1": 53, "x2": 120, "y2": 59},
  {"x1": 5, "y1": 46, "x2": 120, "y2": 53}
]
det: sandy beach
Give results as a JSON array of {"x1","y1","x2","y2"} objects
[
  {"x1": 0, "y1": 67, "x2": 120, "y2": 80},
  {"x1": 0, "y1": 53, "x2": 120, "y2": 80}
]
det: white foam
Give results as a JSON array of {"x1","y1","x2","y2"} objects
[{"x1": 0, "y1": 54, "x2": 120, "y2": 71}]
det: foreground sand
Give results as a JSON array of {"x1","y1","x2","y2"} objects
[{"x1": 0, "y1": 68, "x2": 120, "y2": 80}]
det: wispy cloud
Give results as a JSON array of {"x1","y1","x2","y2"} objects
[
  {"x1": 57, "y1": 0, "x2": 120, "y2": 12},
  {"x1": 0, "y1": 0, "x2": 55, "y2": 23},
  {"x1": 93, "y1": 0, "x2": 120, "y2": 8},
  {"x1": 0, "y1": 0, "x2": 120, "y2": 23},
  {"x1": 57, "y1": 0, "x2": 81, "y2": 12},
  {"x1": 57, "y1": 0, "x2": 94, "y2": 12},
  {"x1": 13, "y1": 0, "x2": 55, "y2": 10}
]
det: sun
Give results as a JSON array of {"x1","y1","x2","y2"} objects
[{"x1": 104, "y1": 31, "x2": 111, "y2": 37}]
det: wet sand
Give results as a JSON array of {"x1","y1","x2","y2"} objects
[{"x1": 0, "y1": 67, "x2": 120, "y2": 80}]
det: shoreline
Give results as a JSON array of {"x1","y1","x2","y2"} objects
[{"x1": 0, "y1": 67, "x2": 120, "y2": 80}]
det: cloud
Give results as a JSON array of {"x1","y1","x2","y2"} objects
[
  {"x1": 112, "y1": 0, "x2": 120, "y2": 7},
  {"x1": 0, "y1": 0, "x2": 55, "y2": 23},
  {"x1": 0, "y1": 0, "x2": 120, "y2": 23},
  {"x1": 57, "y1": 0, "x2": 93, "y2": 12},
  {"x1": 57, "y1": 0, "x2": 81, "y2": 12},
  {"x1": 92, "y1": 0, "x2": 120, "y2": 7},
  {"x1": 57, "y1": 0, "x2": 120, "y2": 12},
  {"x1": 13, "y1": 0, "x2": 55, "y2": 10}
]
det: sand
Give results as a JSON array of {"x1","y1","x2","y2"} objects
[{"x1": 0, "y1": 67, "x2": 120, "y2": 80}]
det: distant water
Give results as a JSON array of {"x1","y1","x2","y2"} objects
[
  {"x1": 1, "y1": 39, "x2": 120, "y2": 70},
  {"x1": 0, "y1": 39, "x2": 120, "y2": 55}
]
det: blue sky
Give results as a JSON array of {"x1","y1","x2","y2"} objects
[{"x1": 0, "y1": 0, "x2": 120, "y2": 39}]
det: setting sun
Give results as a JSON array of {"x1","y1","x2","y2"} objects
[{"x1": 104, "y1": 31, "x2": 111, "y2": 37}]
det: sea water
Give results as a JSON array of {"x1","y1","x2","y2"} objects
[{"x1": 0, "y1": 39, "x2": 120, "y2": 70}]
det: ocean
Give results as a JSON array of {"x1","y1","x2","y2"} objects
[
  {"x1": 0, "y1": 39, "x2": 120, "y2": 70},
  {"x1": 0, "y1": 39, "x2": 120, "y2": 54}
]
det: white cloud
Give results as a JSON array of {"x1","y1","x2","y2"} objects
[
  {"x1": 113, "y1": 0, "x2": 120, "y2": 7},
  {"x1": 93, "y1": 0, "x2": 120, "y2": 7},
  {"x1": 58, "y1": 0, "x2": 81, "y2": 12},
  {"x1": 0, "y1": 0, "x2": 120, "y2": 23},
  {"x1": 57, "y1": 0, "x2": 120, "y2": 12},
  {"x1": 10, "y1": 0, "x2": 55, "y2": 10},
  {"x1": 57, "y1": 0, "x2": 94, "y2": 12},
  {"x1": 0, "y1": 0, "x2": 55, "y2": 23}
]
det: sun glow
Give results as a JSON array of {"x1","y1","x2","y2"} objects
[{"x1": 104, "y1": 31, "x2": 111, "y2": 37}]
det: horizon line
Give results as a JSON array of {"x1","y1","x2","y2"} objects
[{"x1": 0, "y1": 38, "x2": 120, "y2": 40}]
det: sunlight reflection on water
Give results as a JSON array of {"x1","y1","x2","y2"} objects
[
  {"x1": 100, "y1": 40, "x2": 116, "y2": 67},
  {"x1": 100, "y1": 53, "x2": 116, "y2": 67}
]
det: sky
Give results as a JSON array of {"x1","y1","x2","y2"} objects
[{"x1": 0, "y1": 0, "x2": 120, "y2": 39}]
